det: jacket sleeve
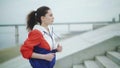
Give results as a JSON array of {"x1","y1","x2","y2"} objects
[{"x1": 20, "y1": 30, "x2": 42, "y2": 59}]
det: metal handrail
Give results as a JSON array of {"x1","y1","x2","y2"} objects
[
  {"x1": 0, "y1": 21, "x2": 118, "y2": 46},
  {"x1": 0, "y1": 21, "x2": 117, "y2": 26}
]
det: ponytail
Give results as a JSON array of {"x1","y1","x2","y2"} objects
[{"x1": 26, "y1": 11, "x2": 37, "y2": 31}]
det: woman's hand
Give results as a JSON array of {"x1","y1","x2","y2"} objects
[
  {"x1": 43, "y1": 53, "x2": 55, "y2": 61},
  {"x1": 56, "y1": 44, "x2": 62, "y2": 52}
]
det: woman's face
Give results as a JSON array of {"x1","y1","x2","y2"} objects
[{"x1": 42, "y1": 10, "x2": 54, "y2": 25}]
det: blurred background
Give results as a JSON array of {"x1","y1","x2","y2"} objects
[
  {"x1": 0, "y1": 0, "x2": 120, "y2": 68},
  {"x1": 0, "y1": 0, "x2": 120, "y2": 49}
]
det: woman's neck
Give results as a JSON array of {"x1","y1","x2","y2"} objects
[{"x1": 41, "y1": 23, "x2": 49, "y2": 32}]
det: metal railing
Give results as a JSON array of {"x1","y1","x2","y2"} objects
[{"x1": 0, "y1": 21, "x2": 119, "y2": 47}]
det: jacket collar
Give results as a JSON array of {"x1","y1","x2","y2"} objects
[{"x1": 33, "y1": 24, "x2": 53, "y2": 35}]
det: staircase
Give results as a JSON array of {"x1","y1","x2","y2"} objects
[
  {"x1": 55, "y1": 23, "x2": 120, "y2": 68},
  {"x1": 73, "y1": 46, "x2": 120, "y2": 68}
]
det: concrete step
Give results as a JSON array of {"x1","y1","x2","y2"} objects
[
  {"x1": 73, "y1": 64, "x2": 85, "y2": 68},
  {"x1": 96, "y1": 56, "x2": 120, "y2": 68},
  {"x1": 84, "y1": 60, "x2": 100, "y2": 68},
  {"x1": 107, "y1": 51, "x2": 120, "y2": 65}
]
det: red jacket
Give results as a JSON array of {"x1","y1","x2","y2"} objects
[{"x1": 20, "y1": 29, "x2": 51, "y2": 59}]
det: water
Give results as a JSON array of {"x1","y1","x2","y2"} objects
[{"x1": 0, "y1": 24, "x2": 93, "y2": 50}]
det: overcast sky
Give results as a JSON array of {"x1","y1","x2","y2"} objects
[{"x1": 0, "y1": 0, "x2": 120, "y2": 24}]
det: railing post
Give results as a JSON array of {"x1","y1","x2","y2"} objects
[
  {"x1": 68, "y1": 23, "x2": 70, "y2": 32},
  {"x1": 119, "y1": 14, "x2": 120, "y2": 23},
  {"x1": 112, "y1": 18, "x2": 115, "y2": 23},
  {"x1": 15, "y1": 25, "x2": 19, "y2": 46}
]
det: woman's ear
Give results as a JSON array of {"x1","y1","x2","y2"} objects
[
  {"x1": 41, "y1": 16, "x2": 44, "y2": 21},
  {"x1": 41, "y1": 16, "x2": 46, "y2": 21}
]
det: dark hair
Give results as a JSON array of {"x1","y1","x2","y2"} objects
[{"x1": 26, "y1": 6, "x2": 50, "y2": 31}]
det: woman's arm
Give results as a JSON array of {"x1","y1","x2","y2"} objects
[{"x1": 31, "y1": 52, "x2": 55, "y2": 61}]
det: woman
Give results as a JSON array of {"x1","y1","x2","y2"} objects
[{"x1": 20, "y1": 6, "x2": 62, "y2": 68}]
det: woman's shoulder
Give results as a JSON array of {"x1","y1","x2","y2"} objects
[{"x1": 28, "y1": 29, "x2": 42, "y2": 37}]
